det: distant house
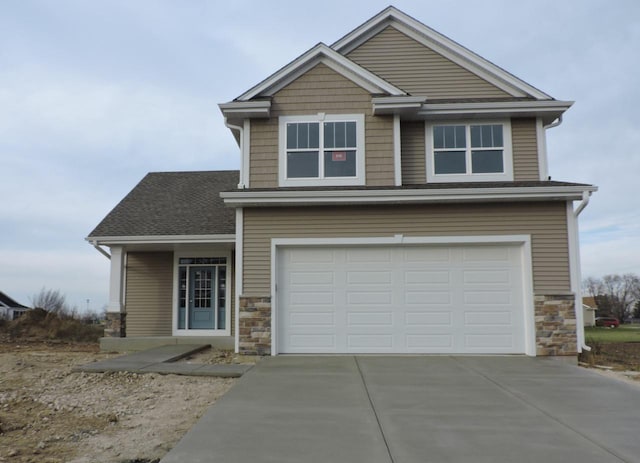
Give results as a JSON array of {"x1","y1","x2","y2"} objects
[
  {"x1": 0, "y1": 292, "x2": 30, "y2": 320},
  {"x1": 582, "y1": 297, "x2": 597, "y2": 327}
]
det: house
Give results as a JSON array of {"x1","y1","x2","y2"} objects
[
  {"x1": 0, "y1": 291, "x2": 30, "y2": 320},
  {"x1": 87, "y1": 6, "x2": 596, "y2": 357},
  {"x1": 582, "y1": 296, "x2": 597, "y2": 327}
]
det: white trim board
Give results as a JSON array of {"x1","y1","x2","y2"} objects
[{"x1": 270, "y1": 234, "x2": 536, "y2": 356}]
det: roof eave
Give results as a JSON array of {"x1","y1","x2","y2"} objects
[
  {"x1": 86, "y1": 234, "x2": 236, "y2": 246},
  {"x1": 221, "y1": 185, "x2": 597, "y2": 207}
]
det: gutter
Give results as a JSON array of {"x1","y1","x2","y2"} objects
[
  {"x1": 89, "y1": 240, "x2": 111, "y2": 259},
  {"x1": 224, "y1": 118, "x2": 245, "y2": 189},
  {"x1": 573, "y1": 190, "x2": 592, "y2": 352},
  {"x1": 544, "y1": 115, "x2": 563, "y2": 129}
]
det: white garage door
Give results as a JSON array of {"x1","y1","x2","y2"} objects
[{"x1": 276, "y1": 244, "x2": 526, "y2": 354}]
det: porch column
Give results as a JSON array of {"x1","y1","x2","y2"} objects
[{"x1": 105, "y1": 246, "x2": 126, "y2": 337}]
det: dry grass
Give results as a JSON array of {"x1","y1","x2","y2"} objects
[{"x1": 0, "y1": 309, "x2": 103, "y2": 343}]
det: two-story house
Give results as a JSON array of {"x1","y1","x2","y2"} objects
[{"x1": 88, "y1": 7, "x2": 596, "y2": 357}]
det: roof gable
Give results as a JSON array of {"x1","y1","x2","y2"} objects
[
  {"x1": 332, "y1": 7, "x2": 552, "y2": 100},
  {"x1": 236, "y1": 43, "x2": 405, "y2": 101},
  {"x1": 347, "y1": 25, "x2": 510, "y2": 99}
]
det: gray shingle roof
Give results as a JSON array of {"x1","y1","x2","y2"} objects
[
  {"x1": 0, "y1": 291, "x2": 28, "y2": 308},
  {"x1": 88, "y1": 171, "x2": 239, "y2": 238}
]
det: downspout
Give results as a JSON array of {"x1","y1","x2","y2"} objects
[
  {"x1": 224, "y1": 118, "x2": 245, "y2": 189},
  {"x1": 89, "y1": 240, "x2": 111, "y2": 259},
  {"x1": 574, "y1": 190, "x2": 592, "y2": 352}
]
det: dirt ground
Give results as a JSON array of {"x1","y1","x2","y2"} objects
[{"x1": 0, "y1": 341, "x2": 246, "y2": 463}]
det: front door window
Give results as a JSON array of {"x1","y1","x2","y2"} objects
[{"x1": 178, "y1": 257, "x2": 226, "y2": 331}]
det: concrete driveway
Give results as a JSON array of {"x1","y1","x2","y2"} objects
[{"x1": 161, "y1": 356, "x2": 640, "y2": 463}]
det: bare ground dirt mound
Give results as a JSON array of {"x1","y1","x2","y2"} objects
[{"x1": 0, "y1": 342, "x2": 236, "y2": 462}]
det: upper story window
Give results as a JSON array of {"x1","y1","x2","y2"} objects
[
  {"x1": 279, "y1": 114, "x2": 365, "y2": 187},
  {"x1": 425, "y1": 120, "x2": 513, "y2": 183}
]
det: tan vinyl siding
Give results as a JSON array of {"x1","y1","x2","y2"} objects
[
  {"x1": 249, "y1": 63, "x2": 394, "y2": 188},
  {"x1": 401, "y1": 120, "x2": 426, "y2": 184},
  {"x1": 512, "y1": 118, "x2": 540, "y2": 181},
  {"x1": 243, "y1": 202, "x2": 570, "y2": 295},
  {"x1": 347, "y1": 26, "x2": 510, "y2": 99},
  {"x1": 125, "y1": 252, "x2": 173, "y2": 337}
]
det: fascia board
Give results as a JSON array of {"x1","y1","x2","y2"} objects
[
  {"x1": 372, "y1": 96, "x2": 427, "y2": 115},
  {"x1": 218, "y1": 101, "x2": 271, "y2": 119},
  {"x1": 221, "y1": 186, "x2": 597, "y2": 206},
  {"x1": 417, "y1": 100, "x2": 573, "y2": 120},
  {"x1": 236, "y1": 43, "x2": 405, "y2": 101},
  {"x1": 332, "y1": 7, "x2": 552, "y2": 100},
  {"x1": 86, "y1": 234, "x2": 236, "y2": 245}
]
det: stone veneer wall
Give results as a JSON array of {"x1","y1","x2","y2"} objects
[
  {"x1": 535, "y1": 294, "x2": 577, "y2": 356},
  {"x1": 104, "y1": 312, "x2": 126, "y2": 338},
  {"x1": 239, "y1": 296, "x2": 271, "y2": 355}
]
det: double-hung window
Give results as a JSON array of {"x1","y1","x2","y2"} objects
[
  {"x1": 426, "y1": 120, "x2": 513, "y2": 182},
  {"x1": 279, "y1": 114, "x2": 365, "y2": 186}
]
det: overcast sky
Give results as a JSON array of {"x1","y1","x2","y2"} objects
[{"x1": 1, "y1": 0, "x2": 638, "y2": 311}]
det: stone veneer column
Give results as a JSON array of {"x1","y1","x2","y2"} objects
[
  {"x1": 104, "y1": 312, "x2": 126, "y2": 338},
  {"x1": 535, "y1": 294, "x2": 577, "y2": 356},
  {"x1": 238, "y1": 296, "x2": 271, "y2": 355}
]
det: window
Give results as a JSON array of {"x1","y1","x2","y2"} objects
[
  {"x1": 279, "y1": 114, "x2": 365, "y2": 186},
  {"x1": 426, "y1": 121, "x2": 513, "y2": 183}
]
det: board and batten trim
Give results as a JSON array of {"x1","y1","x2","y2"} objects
[{"x1": 270, "y1": 235, "x2": 536, "y2": 356}]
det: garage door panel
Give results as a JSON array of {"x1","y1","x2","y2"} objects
[
  {"x1": 347, "y1": 291, "x2": 393, "y2": 305},
  {"x1": 464, "y1": 311, "x2": 512, "y2": 326},
  {"x1": 289, "y1": 334, "x2": 336, "y2": 349},
  {"x1": 405, "y1": 270, "x2": 451, "y2": 284},
  {"x1": 289, "y1": 292, "x2": 334, "y2": 305},
  {"x1": 403, "y1": 248, "x2": 451, "y2": 263},
  {"x1": 464, "y1": 334, "x2": 515, "y2": 350},
  {"x1": 348, "y1": 334, "x2": 393, "y2": 349},
  {"x1": 405, "y1": 291, "x2": 452, "y2": 305},
  {"x1": 289, "y1": 312, "x2": 335, "y2": 326},
  {"x1": 463, "y1": 247, "x2": 510, "y2": 262},
  {"x1": 346, "y1": 248, "x2": 392, "y2": 263},
  {"x1": 405, "y1": 311, "x2": 452, "y2": 326},
  {"x1": 463, "y1": 291, "x2": 512, "y2": 305},
  {"x1": 406, "y1": 334, "x2": 453, "y2": 349},
  {"x1": 347, "y1": 270, "x2": 392, "y2": 284},
  {"x1": 290, "y1": 271, "x2": 334, "y2": 285},
  {"x1": 463, "y1": 269, "x2": 511, "y2": 284},
  {"x1": 347, "y1": 312, "x2": 393, "y2": 326},
  {"x1": 278, "y1": 244, "x2": 526, "y2": 354}
]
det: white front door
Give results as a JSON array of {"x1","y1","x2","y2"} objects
[{"x1": 276, "y1": 244, "x2": 526, "y2": 354}]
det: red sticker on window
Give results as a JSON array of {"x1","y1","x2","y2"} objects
[{"x1": 332, "y1": 151, "x2": 347, "y2": 161}]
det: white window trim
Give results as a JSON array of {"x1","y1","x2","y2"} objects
[
  {"x1": 270, "y1": 234, "x2": 535, "y2": 357},
  {"x1": 425, "y1": 119, "x2": 513, "y2": 183},
  {"x1": 172, "y1": 249, "x2": 232, "y2": 337},
  {"x1": 278, "y1": 113, "x2": 365, "y2": 187}
]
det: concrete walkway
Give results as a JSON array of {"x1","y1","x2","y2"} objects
[
  {"x1": 74, "y1": 344, "x2": 253, "y2": 378},
  {"x1": 161, "y1": 356, "x2": 640, "y2": 463}
]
